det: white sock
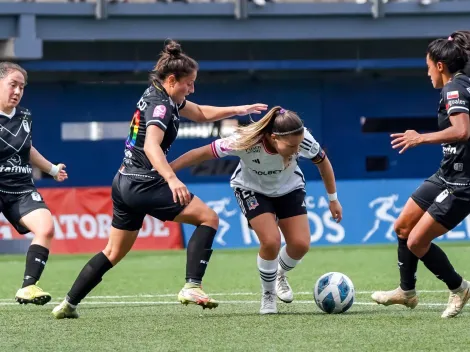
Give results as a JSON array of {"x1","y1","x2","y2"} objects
[
  {"x1": 278, "y1": 245, "x2": 301, "y2": 276},
  {"x1": 257, "y1": 254, "x2": 277, "y2": 293}
]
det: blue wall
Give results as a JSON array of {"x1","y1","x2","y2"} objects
[{"x1": 23, "y1": 76, "x2": 442, "y2": 188}]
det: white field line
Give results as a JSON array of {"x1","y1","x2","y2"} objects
[
  {"x1": 0, "y1": 300, "x2": 448, "y2": 307},
  {"x1": 0, "y1": 290, "x2": 449, "y2": 302}
]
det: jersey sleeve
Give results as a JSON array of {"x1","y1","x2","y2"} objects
[
  {"x1": 142, "y1": 94, "x2": 173, "y2": 132},
  {"x1": 299, "y1": 128, "x2": 326, "y2": 163},
  {"x1": 443, "y1": 80, "x2": 470, "y2": 116},
  {"x1": 210, "y1": 136, "x2": 241, "y2": 158}
]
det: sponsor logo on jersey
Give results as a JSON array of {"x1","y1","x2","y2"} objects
[
  {"x1": 447, "y1": 99, "x2": 466, "y2": 107},
  {"x1": 447, "y1": 91, "x2": 459, "y2": 100},
  {"x1": 0, "y1": 164, "x2": 32, "y2": 174},
  {"x1": 252, "y1": 159, "x2": 260, "y2": 164},
  {"x1": 442, "y1": 145, "x2": 457, "y2": 155},
  {"x1": 251, "y1": 169, "x2": 282, "y2": 176},
  {"x1": 153, "y1": 105, "x2": 167, "y2": 119}
]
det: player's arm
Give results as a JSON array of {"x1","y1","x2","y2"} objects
[
  {"x1": 170, "y1": 138, "x2": 236, "y2": 172},
  {"x1": 179, "y1": 100, "x2": 268, "y2": 123},
  {"x1": 30, "y1": 145, "x2": 68, "y2": 182},
  {"x1": 144, "y1": 126, "x2": 191, "y2": 205},
  {"x1": 391, "y1": 86, "x2": 470, "y2": 153},
  {"x1": 170, "y1": 145, "x2": 215, "y2": 172},
  {"x1": 420, "y1": 113, "x2": 470, "y2": 144}
]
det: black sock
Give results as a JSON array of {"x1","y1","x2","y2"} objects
[
  {"x1": 66, "y1": 252, "x2": 113, "y2": 306},
  {"x1": 22, "y1": 244, "x2": 49, "y2": 288},
  {"x1": 397, "y1": 237, "x2": 419, "y2": 291},
  {"x1": 185, "y1": 225, "x2": 217, "y2": 284},
  {"x1": 420, "y1": 243, "x2": 462, "y2": 291}
]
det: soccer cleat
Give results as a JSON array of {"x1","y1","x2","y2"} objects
[
  {"x1": 371, "y1": 287, "x2": 418, "y2": 309},
  {"x1": 276, "y1": 274, "x2": 294, "y2": 303},
  {"x1": 52, "y1": 300, "x2": 79, "y2": 319},
  {"x1": 260, "y1": 291, "x2": 277, "y2": 314},
  {"x1": 178, "y1": 283, "x2": 218, "y2": 309},
  {"x1": 15, "y1": 284, "x2": 51, "y2": 305},
  {"x1": 441, "y1": 282, "x2": 470, "y2": 318}
]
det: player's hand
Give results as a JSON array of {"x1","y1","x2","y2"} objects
[
  {"x1": 235, "y1": 103, "x2": 268, "y2": 116},
  {"x1": 329, "y1": 200, "x2": 342, "y2": 223},
  {"x1": 390, "y1": 130, "x2": 423, "y2": 154},
  {"x1": 54, "y1": 163, "x2": 68, "y2": 182},
  {"x1": 168, "y1": 177, "x2": 191, "y2": 206}
]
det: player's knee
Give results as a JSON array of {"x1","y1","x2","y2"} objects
[
  {"x1": 35, "y1": 223, "x2": 54, "y2": 240},
  {"x1": 394, "y1": 221, "x2": 411, "y2": 240},
  {"x1": 260, "y1": 237, "x2": 281, "y2": 257},
  {"x1": 288, "y1": 238, "x2": 310, "y2": 257},
  {"x1": 103, "y1": 244, "x2": 128, "y2": 265},
  {"x1": 201, "y1": 208, "x2": 219, "y2": 229},
  {"x1": 406, "y1": 235, "x2": 424, "y2": 256}
]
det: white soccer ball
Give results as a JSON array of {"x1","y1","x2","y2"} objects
[{"x1": 313, "y1": 272, "x2": 355, "y2": 314}]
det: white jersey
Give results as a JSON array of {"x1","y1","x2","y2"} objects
[{"x1": 210, "y1": 128, "x2": 322, "y2": 197}]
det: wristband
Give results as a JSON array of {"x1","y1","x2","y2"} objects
[
  {"x1": 49, "y1": 164, "x2": 60, "y2": 177},
  {"x1": 327, "y1": 192, "x2": 338, "y2": 202}
]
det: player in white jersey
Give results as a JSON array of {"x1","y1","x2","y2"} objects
[{"x1": 171, "y1": 106, "x2": 342, "y2": 314}]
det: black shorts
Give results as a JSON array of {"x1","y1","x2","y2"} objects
[
  {"x1": 233, "y1": 187, "x2": 307, "y2": 222},
  {"x1": 411, "y1": 173, "x2": 470, "y2": 230},
  {"x1": 111, "y1": 172, "x2": 194, "y2": 231},
  {"x1": 0, "y1": 190, "x2": 49, "y2": 234}
]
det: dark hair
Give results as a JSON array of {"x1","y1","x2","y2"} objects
[
  {"x1": 450, "y1": 31, "x2": 470, "y2": 57},
  {"x1": 427, "y1": 35, "x2": 468, "y2": 74},
  {"x1": 230, "y1": 106, "x2": 304, "y2": 150},
  {"x1": 149, "y1": 40, "x2": 198, "y2": 83},
  {"x1": 0, "y1": 62, "x2": 27, "y2": 84}
]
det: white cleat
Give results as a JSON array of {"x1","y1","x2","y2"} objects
[
  {"x1": 371, "y1": 287, "x2": 418, "y2": 309},
  {"x1": 441, "y1": 282, "x2": 470, "y2": 318},
  {"x1": 276, "y1": 274, "x2": 294, "y2": 303},
  {"x1": 260, "y1": 291, "x2": 277, "y2": 315},
  {"x1": 52, "y1": 300, "x2": 79, "y2": 319}
]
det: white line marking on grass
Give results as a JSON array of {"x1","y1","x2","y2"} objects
[
  {"x1": 0, "y1": 290, "x2": 449, "y2": 302},
  {"x1": 0, "y1": 300, "x2": 448, "y2": 307}
]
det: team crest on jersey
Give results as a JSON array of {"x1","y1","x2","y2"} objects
[
  {"x1": 31, "y1": 192, "x2": 42, "y2": 202},
  {"x1": 22, "y1": 119, "x2": 30, "y2": 133},
  {"x1": 246, "y1": 196, "x2": 259, "y2": 210}
]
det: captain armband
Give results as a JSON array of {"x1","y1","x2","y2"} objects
[{"x1": 311, "y1": 149, "x2": 326, "y2": 164}]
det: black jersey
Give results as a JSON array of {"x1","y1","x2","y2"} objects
[
  {"x1": 437, "y1": 72, "x2": 470, "y2": 184},
  {"x1": 0, "y1": 107, "x2": 34, "y2": 193},
  {"x1": 121, "y1": 81, "x2": 186, "y2": 179}
]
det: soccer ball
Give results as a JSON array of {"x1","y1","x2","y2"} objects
[{"x1": 313, "y1": 272, "x2": 355, "y2": 314}]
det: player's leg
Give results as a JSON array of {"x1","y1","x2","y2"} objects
[
  {"x1": 53, "y1": 173, "x2": 144, "y2": 319},
  {"x1": 273, "y1": 189, "x2": 310, "y2": 303},
  {"x1": 234, "y1": 188, "x2": 279, "y2": 314},
  {"x1": 5, "y1": 191, "x2": 53, "y2": 305},
  {"x1": 409, "y1": 188, "x2": 470, "y2": 318},
  {"x1": 172, "y1": 195, "x2": 219, "y2": 309},
  {"x1": 372, "y1": 175, "x2": 444, "y2": 308}
]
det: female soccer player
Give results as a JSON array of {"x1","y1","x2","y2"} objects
[
  {"x1": 372, "y1": 33, "x2": 470, "y2": 318},
  {"x1": 0, "y1": 62, "x2": 68, "y2": 305},
  {"x1": 52, "y1": 40, "x2": 267, "y2": 319},
  {"x1": 170, "y1": 106, "x2": 343, "y2": 314}
]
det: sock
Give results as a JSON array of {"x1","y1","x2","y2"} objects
[
  {"x1": 257, "y1": 254, "x2": 277, "y2": 293},
  {"x1": 66, "y1": 252, "x2": 113, "y2": 306},
  {"x1": 185, "y1": 225, "x2": 216, "y2": 285},
  {"x1": 397, "y1": 237, "x2": 418, "y2": 291},
  {"x1": 278, "y1": 245, "x2": 301, "y2": 276},
  {"x1": 420, "y1": 243, "x2": 463, "y2": 291},
  {"x1": 22, "y1": 244, "x2": 49, "y2": 288}
]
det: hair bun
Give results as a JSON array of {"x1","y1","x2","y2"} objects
[{"x1": 163, "y1": 40, "x2": 182, "y2": 57}]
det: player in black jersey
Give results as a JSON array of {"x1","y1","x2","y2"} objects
[
  {"x1": 52, "y1": 40, "x2": 267, "y2": 319},
  {"x1": 372, "y1": 34, "x2": 470, "y2": 318},
  {"x1": 0, "y1": 62, "x2": 68, "y2": 305}
]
